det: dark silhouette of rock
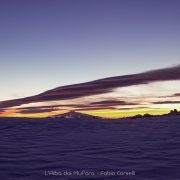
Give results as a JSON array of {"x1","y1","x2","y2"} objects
[
  {"x1": 168, "y1": 109, "x2": 179, "y2": 116},
  {"x1": 131, "y1": 109, "x2": 180, "y2": 120},
  {"x1": 131, "y1": 113, "x2": 154, "y2": 119},
  {"x1": 143, "y1": 113, "x2": 153, "y2": 118},
  {"x1": 131, "y1": 114, "x2": 143, "y2": 119}
]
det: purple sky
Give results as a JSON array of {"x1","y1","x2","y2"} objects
[{"x1": 0, "y1": 0, "x2": 180, "y2": 101}]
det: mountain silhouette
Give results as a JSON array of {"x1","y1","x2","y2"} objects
[{"x1": 51, "y1": 111, "x2": 101, "y2": 120}]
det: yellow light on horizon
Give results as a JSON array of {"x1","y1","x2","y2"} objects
[{"x1": 78, "y1": 108, "x2": 172, "y2": 119}]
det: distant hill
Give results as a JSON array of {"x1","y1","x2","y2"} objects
[
  {"x1": 131, "y1": 109, "x2": 180, "y2": 119},
  {"x1": 50, "y1": 111, "x2": 101, "y2": 120}
]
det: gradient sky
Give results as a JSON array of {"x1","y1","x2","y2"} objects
[{"x1": 0, "y1": 0, "x2": 180, "y2": 118}]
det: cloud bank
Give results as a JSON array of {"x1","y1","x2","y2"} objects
[{"x1": 0, "y1": 65, "x2": 180, "y2": 110}]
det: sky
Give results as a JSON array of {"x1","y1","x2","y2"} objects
[{"x1": 0, "y1": 0, "x2": 180, "y2": 118}]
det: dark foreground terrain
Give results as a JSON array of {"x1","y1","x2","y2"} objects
[{"x1": 0, "y1": 116, "x2": 180, "y2": 180}]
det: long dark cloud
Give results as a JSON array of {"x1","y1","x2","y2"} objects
[
  {"x1": 0, "y1": 109, "x2": 5, "y2": 114},
  {"x1": 20, "y1": 108, "x2": 58, "y2": 114},
  {"x1": 171, "y1": 93, "x2": 180, "y2": 97},
  {"x1": 90, "y1": 100, "x2": 137, "y2": 106},
  {"x1": 74, "y1": 104, "x2": 118, "y2": 111},
  {"x1": 77, "y1": 106, "x2": 116, "y2": 111},
  {"x1": 117, "y1": 106, "x2": 152, "y2": 110},
  {"x1": 0, "y1": 65, "x2": 180, "y2": 109},
  {"x1": 153, "y1": 101, "x2": 180, "y2": 104},
  {"x1": 17, "y1": 104, "x2": 76, "y2": 110}
]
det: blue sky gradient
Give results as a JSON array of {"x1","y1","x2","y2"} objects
[{"x1": 0, "y1": 0, "x2": 180, "y2": 100}]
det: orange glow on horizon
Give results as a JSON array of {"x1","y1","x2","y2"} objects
[{"x1": 0, "y1": 109, "x2": 69, "y2": 118}]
